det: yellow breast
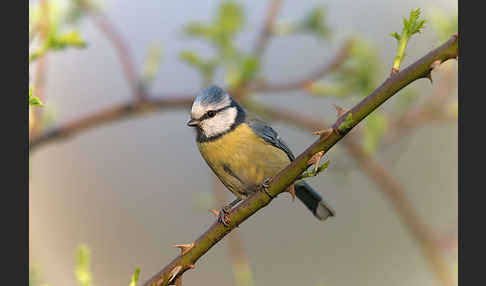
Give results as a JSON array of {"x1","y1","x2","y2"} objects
[{"x1": 197, "y1": 123, "x2": 291, "y2": 198}]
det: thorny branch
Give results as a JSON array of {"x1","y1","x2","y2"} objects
[{"x1": 141, "y1": 34, "x2": 457, "y2": 286}]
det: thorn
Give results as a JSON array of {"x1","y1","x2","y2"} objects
[
  {"x1": 285, "y1": 184, "x2": 296, "y2": 202},
  {"x1": 312, "y1": 128, "x2": 332, "y2": 137},
  {"x1": 456, "y1": 55, "x2": 458, "y2": 61},
  {"x1": 168, "y1": 266, "x2": 183, "y2": 284},
  {"x1": 431, "y1": 59, "x2": 442, "y2": 70},
  {"x1": 187, "y1": 264, "x2": 195, "y2": 269},
  {"x1": 314, "y1": 151, "x2": 324, "y2": 173},
  {"x1": 425, "y1": 72, "x2": 433, "y2": 84},
  {"x1": 173, "y1": 243, "x2": 195, "y2": 255},
  {"x1": 308, "y1": 150, "x2": 324, "y2": 171},
  {"x1": 332, "y1": 104, "x2": 348, "y2": 117},
  {"x1": 209, "y1": 209, "x2": 220, "y2": 217}
]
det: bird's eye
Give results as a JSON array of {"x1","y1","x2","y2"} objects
[{"x1": 207, "y1": 111, "x2": 216, "y2": 118}]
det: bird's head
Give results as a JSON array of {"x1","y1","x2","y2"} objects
[{"x1": 187, "y1": 85, "x2": 245, "y2": 141}]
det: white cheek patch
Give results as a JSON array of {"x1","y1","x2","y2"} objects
[
  {"x1": 201, "y1": 107, "x2": 237, "y2": 137},
  {"x1": 191, "y1": 94, "x2": 231, "y2": 120}
]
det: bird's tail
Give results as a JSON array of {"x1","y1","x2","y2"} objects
[{"x1": 295, "y1": 181, "x2": 335, "y2": 221}]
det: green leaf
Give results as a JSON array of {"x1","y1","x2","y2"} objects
[
  {"x1": 182, "y1": 0, "x2": 244, "y2": 65},
  {"x1": 336, "y1": 38, "x2": 379, "y2": 96},
  {"x1": 184, "y1": 23, "x2": 215, "y2": 39},
  {"x1": 217, "y1": 1, "x2": 244, "y2": 35},
  {"x1": 180, "y1": 51, "x2": 218, "y2": 87},
  {"x1": 129, "y1": 267, "x2": 141, "y2": 286},
  {"x1": 279, "y1": 6, "x2": 331, "y2": 40},
  {"x1": 29, "y1": 1, "x2": 87, "y2": 63},
  {"x1": 141, "y1": 41, "x2": 162, "y2": 87},
  {"x1": 29, "y1": 86, "x2": 44, "y2": 107},
  {"x1": 29, "y1": 96, "x2": 44, "y2": 106},
  {"x1": 338, "y1": 113, "x2": 353, "y2": 133},
  {"x1": 405, "y1": 8, "x2": 426, "y2": 36},
  {"x1": 300, "y1": 160, "x2": 330, "y2": 179},
  {"x1": 30, "y1": 30, "x2": 86, "y2": 62},
  {"x1": 29, "y1": 43, "x2": 49, "y2": 63},
  {"x1": 49, "y1": 30, "x2": 87, "y2": 50},
  {"x1": 180, "y1": 51, "x2": 202, "y2": 67},
  {"x1": 391, "y1": 8, "x2": 426, "y2": 42},
  {"x1": 297, "y1": 7, "x2": 330, "y2": 40},
  {"x1": 57, "y1": 30, "x2": 86, "y2": 47},
  {"x1": 180, "y1": 51, "x2": 218, "y2": 74},
  {"x1": 224, "y1": 55, "x2": 259, "y2": 88},
  {"x1": 75, "y1": 244, "x2": 94, "y2": 286},
  {"x1": 391, "y1": 8, "x2": 427, "y2": 71},
  {"x1": 183, "y1": 1, "x2": 243, "y2": 41},
  {"x1": 239, "y1": 56, "x2": 260, "y2": 83}
]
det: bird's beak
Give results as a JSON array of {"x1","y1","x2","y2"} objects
[{"x1": 187, "y1": 118, "x2": 199, "y2": 127}]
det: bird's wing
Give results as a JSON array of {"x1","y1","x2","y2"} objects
[{"x1": 247, "y1": 118, "x2": 295, "y2": 161}]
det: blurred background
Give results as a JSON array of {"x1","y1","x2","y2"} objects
[{"x1": 29, "y1": 0, "x2": 458, "y2": 286}]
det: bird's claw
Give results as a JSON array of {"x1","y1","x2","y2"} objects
[
  {"x1": 218, "y1": 207, "x2": 231, "y2": 227},
  {"x1": 259, "y1": 177, "x2": 274, "y2": 199},
  {"x1": 222, "y1": 205, "x2": 231, "y2": 214}
]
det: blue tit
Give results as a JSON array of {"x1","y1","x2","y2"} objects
[{"x1": 187, "y1": 85, "x2": 335, "y2": 222}]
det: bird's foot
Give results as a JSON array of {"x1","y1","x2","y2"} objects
[
  {"x1": 216, "y1": 198, "x2": 242, "y2": 227},
  {"x1": 259, "y1": 177, "x2": 274, "y2": 199},
  {"x1": 218, "y1": 205, "x2": 231, "y2": 227}
]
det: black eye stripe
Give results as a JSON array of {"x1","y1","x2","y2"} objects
[{"x1": 199, "y1": 105, "x2": 232, "y2": 120}]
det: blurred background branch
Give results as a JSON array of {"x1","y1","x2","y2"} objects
[{"x1": 79, "y1": 0, "x2": 144, "y2": 101}]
